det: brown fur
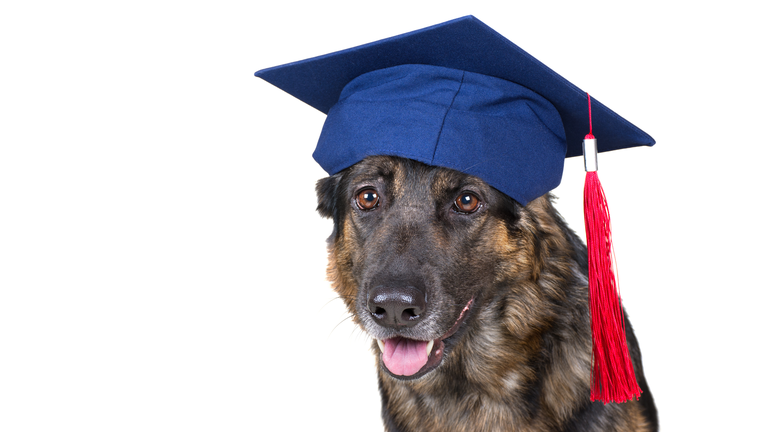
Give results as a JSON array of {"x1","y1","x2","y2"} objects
[{"x1": 316, "y1": 156, "x2": 657, "y2": 431}]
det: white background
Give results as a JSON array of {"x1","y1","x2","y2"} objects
[{"x1": 1, "y1": 1, "x2": 766, "y2": 431}]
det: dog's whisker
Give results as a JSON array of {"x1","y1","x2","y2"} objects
[
  {"x1": 319, "y1": 295, "x2": 354, "y2": 311},
  {"x1": 349, "y1": 324, "x2": 370, "y2": 343},
  {"x1": 327, "y1": 314, "x2": 355, "y2": 339}
]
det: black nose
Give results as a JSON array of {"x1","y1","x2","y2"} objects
[{"x1": 367, "y1": 285, "x2": 426, "y2": 328}]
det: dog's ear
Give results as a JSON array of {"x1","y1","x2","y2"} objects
[{"x1": 315, "y1": 174, "x2": 341, "y2": 219}]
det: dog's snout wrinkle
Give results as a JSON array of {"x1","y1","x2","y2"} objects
[{"x1": 367, "y1": 285, "x2": 426, "y2": 328}]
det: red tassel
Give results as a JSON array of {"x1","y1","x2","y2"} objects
[
  {"x1": 583, "y1": 94, "x2": 641, "y2": 403},
  {"x1": 584, "y1": 172, "x2": 641, "y2": 403}
]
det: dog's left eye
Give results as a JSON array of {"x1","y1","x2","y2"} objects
[
  {"x1": 454, "y1": 192, "x2": 481, "y2": 214},
  {"x1": 356, "y1": 188, "x2": 380, "y2": 210}
]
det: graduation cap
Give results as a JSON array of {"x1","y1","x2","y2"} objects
[{"x1": 255, "y1": 15, "x2": 652, "y2": 403}]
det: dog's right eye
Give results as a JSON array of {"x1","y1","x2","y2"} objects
[
  {"x1": 454, "y1": 192, "x2": 481, "y2": 214},
  {"x1": 355, "y1": 188, "x2": 380, "y2": 210}
]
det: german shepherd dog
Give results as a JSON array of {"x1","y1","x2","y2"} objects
[{"x1": 316, "y1": 155, "x2": 658, "y2": 432}]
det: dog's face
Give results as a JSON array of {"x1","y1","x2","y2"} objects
[{"x1": 316, "y1": 156, "x2": 545, "y2": 380}]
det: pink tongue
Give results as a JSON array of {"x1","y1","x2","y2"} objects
[{"x1": 381, "y1": 337, "x2": 429, "y2": 376}]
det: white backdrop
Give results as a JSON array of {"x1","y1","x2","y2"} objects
[{"x1": 2, "y1": 1, "x2": 766, "y2": 431}]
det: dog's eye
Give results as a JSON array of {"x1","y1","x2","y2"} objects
[
  {"x1": 454, "y1": 192, "x2": 480, "y2": 214},
  {"x1": 356, "y1": 188, "x2": 380, "y2": 211}
]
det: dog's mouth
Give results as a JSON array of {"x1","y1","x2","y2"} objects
[{"x1": 375, "y1": 298, "x2": 474, "y2": 380}]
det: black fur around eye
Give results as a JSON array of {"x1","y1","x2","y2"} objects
[
  {"x1": 454, "y1": 192, "x2": 481, "y2": 214},
  {"x1": 356, "y1": 188, "x2": 380, "y2": 211}
]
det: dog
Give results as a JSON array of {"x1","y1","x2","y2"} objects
[{"x1": 315, "y1": 155, "x2": 658, "y2": 431}]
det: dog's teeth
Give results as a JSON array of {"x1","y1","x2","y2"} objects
[
  {"x1": 377, "y1": 339, "x2": 385, "y2": 352},
  {"x1": 426, "y1": 340, "x2": 434, "y2": 356}
]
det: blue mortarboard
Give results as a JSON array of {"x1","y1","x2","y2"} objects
[
  {"x1": 255, "y1": 16, "x2": 654, "y2": 403},
  {"x1": 254, "y1": 15, "x2": 654, "y2": 206}
]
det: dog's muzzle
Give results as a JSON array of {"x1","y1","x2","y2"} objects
[{"x1": 371, "y1": 296, "x2": 474, "y2": 379}]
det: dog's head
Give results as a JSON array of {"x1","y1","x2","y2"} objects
[{"x1": 316, "y1": 156, "x2": 573, "y2": 380}]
